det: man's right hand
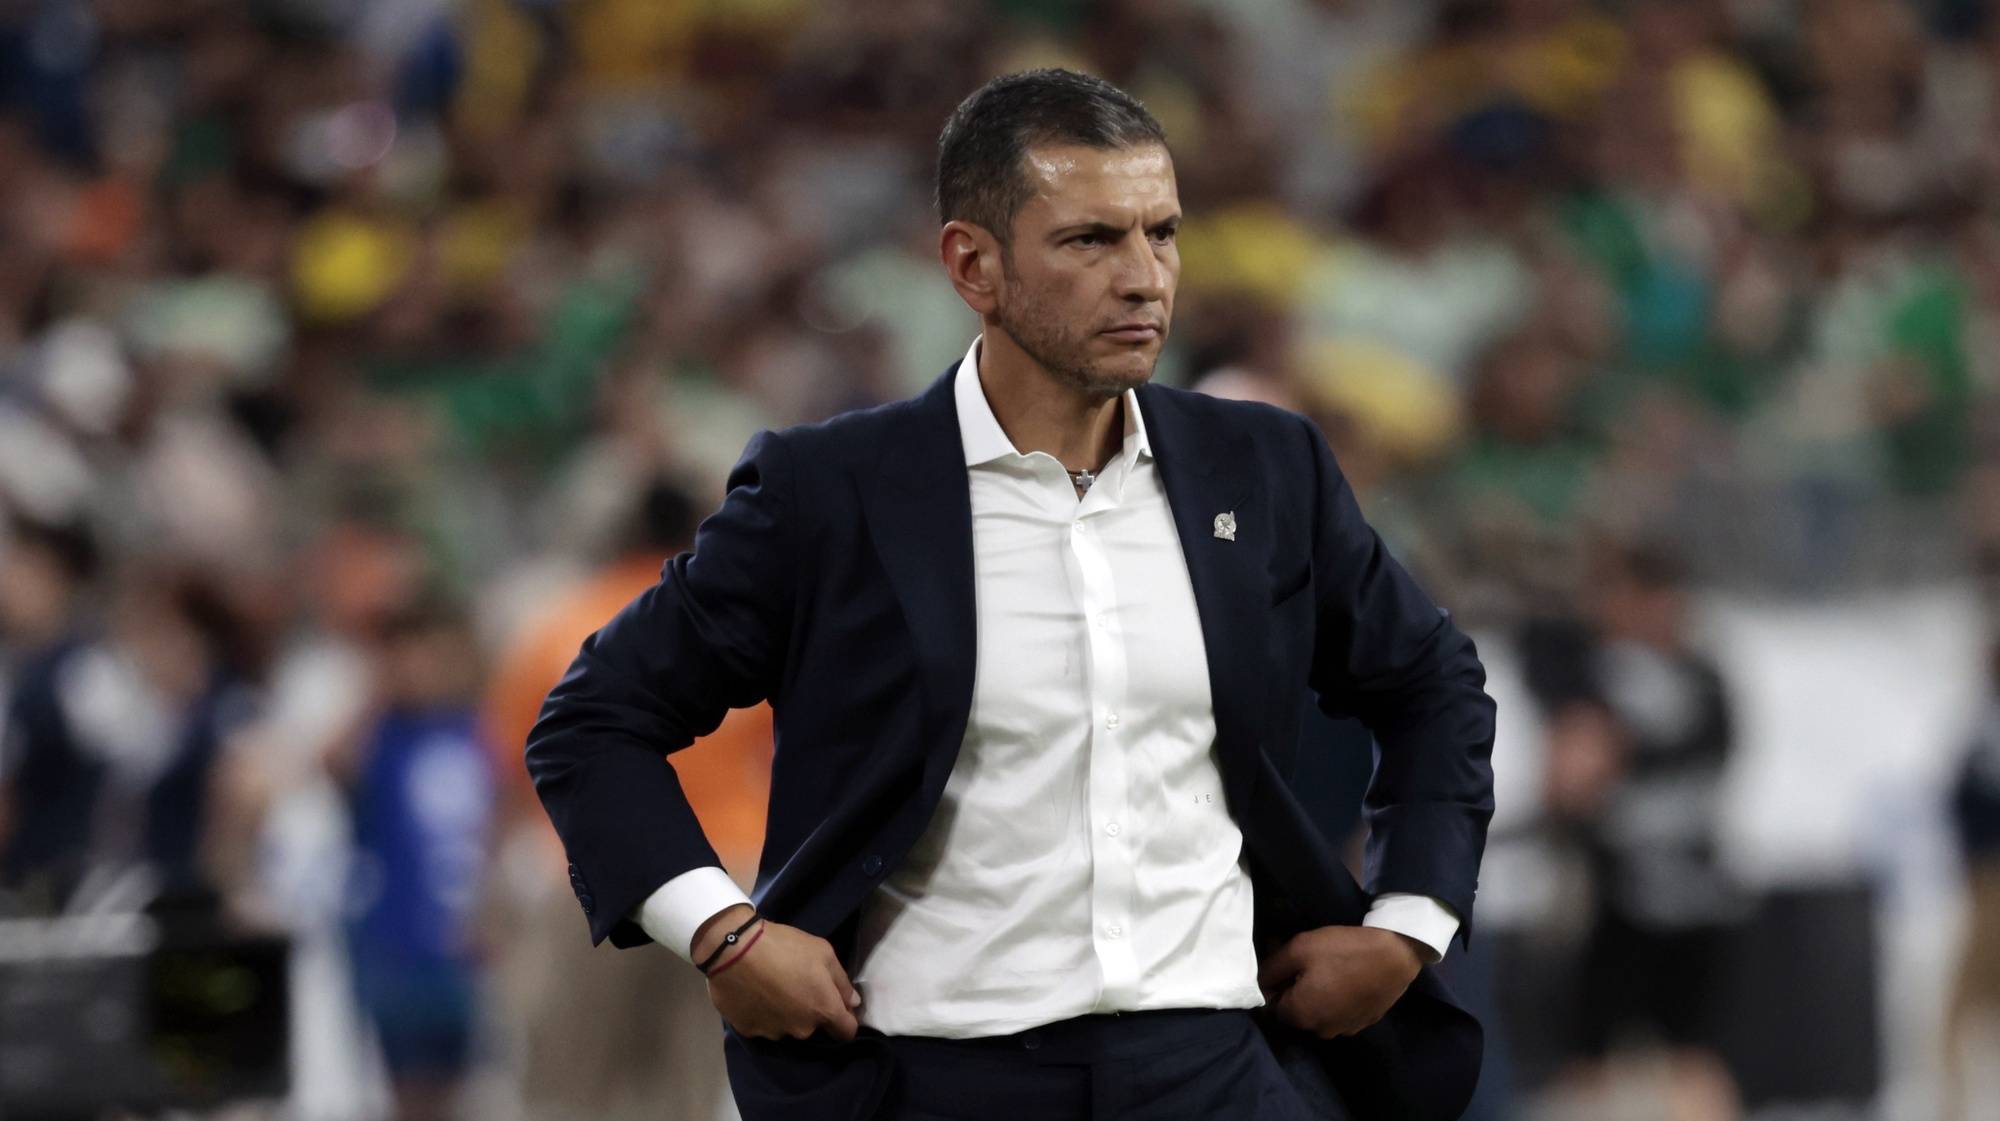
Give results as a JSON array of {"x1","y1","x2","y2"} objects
[{"x1": 693, "y1": 904, "x2": 862, "y2": 1041}]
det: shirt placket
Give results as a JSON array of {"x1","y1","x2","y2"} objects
[{"x1": 1067, "y1": 501, "x2": 1139, "y2": 1006}]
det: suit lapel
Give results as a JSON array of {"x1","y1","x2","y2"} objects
[
  {"x1": 1136, "y1": 384, "x2": 1268, "y2": 816},
  {"x1": 860, "y1": 371, "x2": 978, "y2": 790}
]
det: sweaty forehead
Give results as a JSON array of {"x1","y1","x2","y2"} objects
[{"x1": 1019, "y1": 143, "x2": 1178, "y2": 224}]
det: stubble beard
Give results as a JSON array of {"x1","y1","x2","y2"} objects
[{"x1": 998, "y1": 271, "x2": 1158, "y2": 401}]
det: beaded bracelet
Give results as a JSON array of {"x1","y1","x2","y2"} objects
[{"x1": 696, "y1": 911, "x2": 764, "y2": 975}]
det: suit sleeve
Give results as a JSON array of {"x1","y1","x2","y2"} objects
[
  {"x1": 1296, "y1": 413, "x2": 1496, "y2": 942},
  {"x1": 525, "y1": 430, "x2": 798, "y2": 947}
]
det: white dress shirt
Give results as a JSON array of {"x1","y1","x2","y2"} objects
[{"x1": 634, "y1": 339, "x2": 1459, "y2": 1027}]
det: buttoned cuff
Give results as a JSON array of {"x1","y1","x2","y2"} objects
[
  {"x1": 633, "y1": 866, "x2": 755, "y2": 963},
  {"x1": 1362, "y1": 893, "x2": 1461, "y2": 964}
]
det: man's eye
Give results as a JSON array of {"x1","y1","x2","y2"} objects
[
  {"x1": 1150, "y1": 226, "x2": 1178, "y2": 243},
  {"x1": 1072, "y1": 233, "x2": 1103, "y2": 247}
]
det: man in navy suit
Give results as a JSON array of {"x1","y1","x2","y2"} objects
[{"x1": 527, "y1": 69, "x2": 1496, "y2": 1120}]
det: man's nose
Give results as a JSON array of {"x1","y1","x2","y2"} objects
[{"x1": 1113, "y1": 235, "x2": 1168, "y2": 303}]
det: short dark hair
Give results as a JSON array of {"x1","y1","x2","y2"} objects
[
  {"x1": 1598, "y1": 535, "x2": 1689, "y2": 591},
  {"x1": 935, "y1": 68, "x2": 1167, "y2": 242},
  {"x1": 4, "y1": 513, "x2": 98, "y2": 585},
  {"x1": 621, "y1": 476, "x2": 698, "y2": 556}
]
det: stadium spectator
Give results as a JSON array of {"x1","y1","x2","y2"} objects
[
  {"x1": 1943, "y1": 640, "x2": 2000, "y2": 1121},
  {"x1": 328, "y1": 596, "x2": 495, "y2": 1121}
]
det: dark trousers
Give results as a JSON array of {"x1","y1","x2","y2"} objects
[{"x1": 877, "y1": 1009, "x2": 1336, "y2": 1121}]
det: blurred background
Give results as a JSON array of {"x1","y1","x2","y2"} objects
[{"x1": 1, "y1": 0, "x2": 1999, "y2": 1119}]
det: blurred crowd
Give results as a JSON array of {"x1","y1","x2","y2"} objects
[{"x1": 6, "y1": 0, "x2": 2000, "y2": 1119}]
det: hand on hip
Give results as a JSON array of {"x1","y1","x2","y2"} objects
[
  {"x1": 706, "y1": 919, "x2": 864, "y2": 1042},
  {"x1": 1257, "y1": 924, "x2": 1423, "y2": 1039}
]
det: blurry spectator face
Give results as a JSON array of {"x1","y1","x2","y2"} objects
[
  {"x1": 309, "y1": 521, "x2": 426, "y2": 639},
  {"x1": 1474, "y1": 334, "x2": 1573, "y2": 444},
  {"x1": 380, "y1": 614, "x2": 480, "y2": 710},
  {"x1": 1353, "y1": 156, "x2": 1459, "y2": 253},
  {"x1": 0, "y1": 519, "x2": 94, "y2": 643},
  {"x1": 963, "y1": 142, "x2": 1181, "y2": 398},
  {"x1": 109, "y1": 574, "x2": 212, "y2": 703},
  {"x1": 1543, "y1": 700, "x2": 1627, "y2": 820},
  {"x1": 0, "y1": 537, "x2": 75, "y2": 646},
  {"x1": 1595, "y1": 562, "x2": 1688, "y2": 650},
  {"x1": 1602, "y1": 579, "x2": 1683, "y2": 649}
]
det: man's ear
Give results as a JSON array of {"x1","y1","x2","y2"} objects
[{"x1": 940, "y1": 219, "x2": 1004, "y2": 316}]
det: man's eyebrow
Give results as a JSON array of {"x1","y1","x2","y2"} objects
[
  {"x1": 1049, "y1": 220, "x2": 1126, "y2": 238},
  {"x1": 1049, "y1": 215, "x2": 1182, "y2": 238}
]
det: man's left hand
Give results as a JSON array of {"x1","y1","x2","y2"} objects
[{"x1": 1256, "y1": 925, "x2": 1425, "y2": 1039}]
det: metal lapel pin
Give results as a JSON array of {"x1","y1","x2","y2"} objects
[{"x1": 1213, "y1": 511, "x2": 1236, "y2": 541}]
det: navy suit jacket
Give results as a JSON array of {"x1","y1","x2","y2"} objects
[{"x1": 526, "y1": 370, "x2": 1497, "y2": 1120}]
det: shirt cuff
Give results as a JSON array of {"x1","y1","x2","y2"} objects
[
  {"x1": 633, "y1": 866, "x2": 755, "y2": 963},
  {"x1": 1362, "y1": 893, "x2": 1461, "y2": 964}
]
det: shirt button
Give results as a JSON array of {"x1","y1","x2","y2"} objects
[
  {"x1": 1072, "y1": 520, "x2": 1086, "y2": 534},
  {"x1": 1094, "y1": 614, "x2": 1110, "y2": 629},
  {"x1": 1105, "y1": 923, "x2": 1124, "y2": 939},
  {"x1": 862, "y1": 855, "x2": 884, "y2": 876},
  {"x1": 1105, "y1": 712, "x2": 1120, "y2": 729},
  {"x1": 1105, "y1": 822, "x2": 1121, "y2": 837}
]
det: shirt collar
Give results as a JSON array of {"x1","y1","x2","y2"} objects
[{"x1": 951, "y1": 336, "x2": 1153, "y2": 469}]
